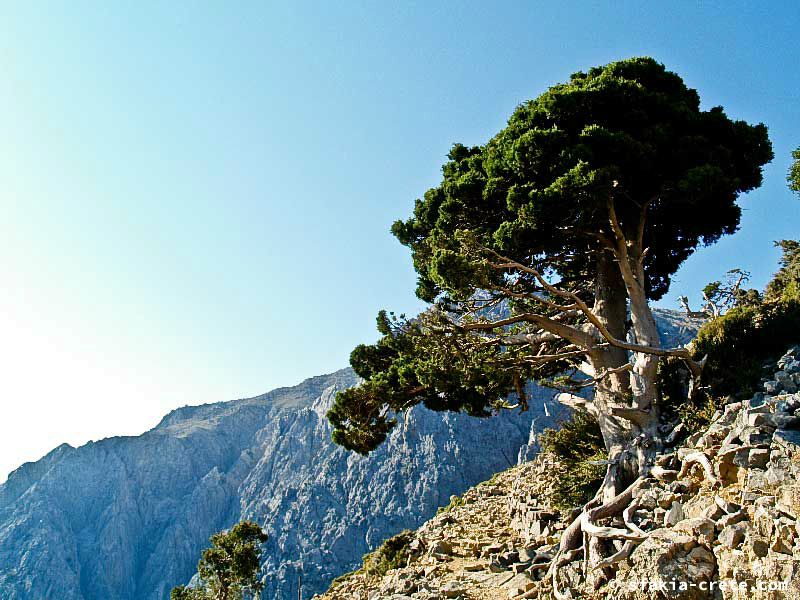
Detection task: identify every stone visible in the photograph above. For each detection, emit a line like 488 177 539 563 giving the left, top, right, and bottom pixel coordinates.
603 530 712 599
718 523 746 548
637 489 660 510
497 550 519 566
439 581 466 598
669 479 694 494
716 510 747 530
516 546 536 563
672 517 715 545
488 559 504 573
771 522 796 554
685 431 703 447
430 539 453 556
774 429 800 454
733 448 752 468
748 448 770 469
657 491 680 509
750 537 770 557
511 561 531 574
503 573 534 597
742 426 775 446
664 501 685 527
748 412 774 428
766 467 787 486
714 496 740 514
772 414 800 429
764 380 781 394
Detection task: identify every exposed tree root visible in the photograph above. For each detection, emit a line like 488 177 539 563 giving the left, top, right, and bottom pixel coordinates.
678 451 721 488
650 465 679 481
545 474 650 596
623 500 646 537
592 540 637 571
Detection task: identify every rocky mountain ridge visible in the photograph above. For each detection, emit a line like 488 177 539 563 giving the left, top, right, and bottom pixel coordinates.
0 370 553 600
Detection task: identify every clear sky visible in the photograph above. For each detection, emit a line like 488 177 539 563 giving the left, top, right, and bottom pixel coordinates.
1 1 798 481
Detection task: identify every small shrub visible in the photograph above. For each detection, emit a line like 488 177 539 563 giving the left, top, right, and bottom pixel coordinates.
766 240 800 303
437 494 465 514
657 356 719 436
659 240 800 425
361 530 414 577
693 299 800 399
539 410 606 513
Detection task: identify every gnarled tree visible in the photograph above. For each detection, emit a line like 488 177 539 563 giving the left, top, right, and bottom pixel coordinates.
328 57 772 585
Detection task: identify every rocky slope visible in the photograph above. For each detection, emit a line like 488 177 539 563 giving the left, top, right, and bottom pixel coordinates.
319 346 800 600
0 309 697 600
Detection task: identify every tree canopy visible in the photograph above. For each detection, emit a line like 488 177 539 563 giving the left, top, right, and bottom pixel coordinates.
171 521 268 600
328 57 772 456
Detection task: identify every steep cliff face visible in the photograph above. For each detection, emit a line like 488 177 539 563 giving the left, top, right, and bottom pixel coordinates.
0 309 698 600
0 370 556 600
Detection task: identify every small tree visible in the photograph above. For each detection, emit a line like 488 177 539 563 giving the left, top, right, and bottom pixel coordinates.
171 521 268 600
789 146 800 195
678 268 760 318
766 240 800 302
328 57 772 583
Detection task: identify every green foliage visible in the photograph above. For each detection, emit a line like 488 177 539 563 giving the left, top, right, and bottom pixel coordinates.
437 494 466 514
171 521 268 600
329 57 772 454
702 269 761 314
328 309 536 454
361 530 414 577
656 356 718 435
663 241 800 411
678 395 719 433
765 240 800 303
693 299 800 399
539 411 606 512
789 146 800 195
170 587 200 600
393 57 771 303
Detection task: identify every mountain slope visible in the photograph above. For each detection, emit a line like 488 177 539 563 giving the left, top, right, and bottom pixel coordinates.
0 369 555 600
320 346 800 600
0 309 699 600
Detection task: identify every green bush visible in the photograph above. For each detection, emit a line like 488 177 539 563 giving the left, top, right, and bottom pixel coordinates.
656 356 719 435
361 530 414 577
693 299 800 399
539 410 606 513
766 240 800 303
658 239 800 429
437 494 466 514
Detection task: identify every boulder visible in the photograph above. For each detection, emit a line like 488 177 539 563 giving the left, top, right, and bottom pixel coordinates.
718 523 747 549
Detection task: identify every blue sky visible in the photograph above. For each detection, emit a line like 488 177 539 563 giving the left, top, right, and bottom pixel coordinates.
1 1 798 480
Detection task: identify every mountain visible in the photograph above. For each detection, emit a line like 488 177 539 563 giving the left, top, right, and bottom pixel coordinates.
0 310 699 600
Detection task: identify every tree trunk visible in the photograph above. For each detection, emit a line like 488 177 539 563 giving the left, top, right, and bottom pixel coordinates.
583 252 662 587
589 252 651 497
